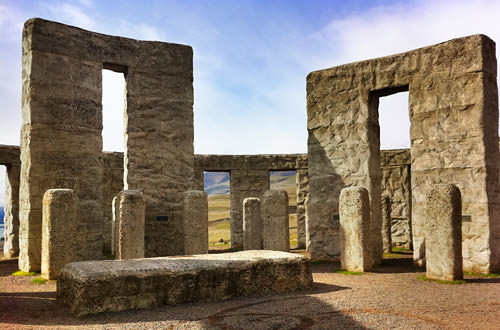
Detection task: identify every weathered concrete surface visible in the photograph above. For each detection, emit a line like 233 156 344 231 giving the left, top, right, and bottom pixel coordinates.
115 190 145 260
262 190 290 252
425 185 463 281
339 187 372 272
243 197 262 250
307 35 500 273
296 169 309 249
381 149 412 250
102 152 123 254
183 190 208 255
1 145 21 258
19 18 193 270
57 250 313 317
230 170 269 248
41 189 77 280
381 195 392 253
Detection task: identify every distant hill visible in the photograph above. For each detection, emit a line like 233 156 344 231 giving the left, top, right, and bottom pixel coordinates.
0 206 4 222
204 171 297 196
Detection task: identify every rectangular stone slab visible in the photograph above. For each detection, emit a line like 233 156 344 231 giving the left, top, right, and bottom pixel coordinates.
57 250 313 317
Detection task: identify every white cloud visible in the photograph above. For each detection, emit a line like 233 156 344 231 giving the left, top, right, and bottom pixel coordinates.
46 2 95 30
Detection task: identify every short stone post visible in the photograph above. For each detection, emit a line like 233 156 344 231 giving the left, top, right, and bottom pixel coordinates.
183 190 208 255
41 189 77 280
425 184 463 281
262 190 289 252
381 195 392 253
115 190 145 260
339 187 371 272
243 198 262 250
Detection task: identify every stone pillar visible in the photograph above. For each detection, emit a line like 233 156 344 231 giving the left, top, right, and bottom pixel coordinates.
183 190 208 255
296 169 309 249
230 169 269 249
102 152 124 255
111 195 118 257
381 195 392 253
193 170 205 191
425 185 463 281
262 190 289 252
339 187 371 272
41 189 77 280
3 164 20 257
243 197 262 250
115 190 145 260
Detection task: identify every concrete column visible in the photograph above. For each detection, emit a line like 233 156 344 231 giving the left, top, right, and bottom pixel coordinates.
183 190 208 255
243 197 262 250
230 169 269 249
116 190 145 260
339 187 371 272
381 195 392 253
41 189 77 280
3 164 20 257
425 185 463 281
296 169 309 249
262 190 289 252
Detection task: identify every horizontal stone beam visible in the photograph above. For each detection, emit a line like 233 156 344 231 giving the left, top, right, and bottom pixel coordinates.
194 154 308 171
0 144 20 165
57 250 312 317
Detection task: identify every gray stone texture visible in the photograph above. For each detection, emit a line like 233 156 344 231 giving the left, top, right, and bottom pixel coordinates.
1 145 21 258
381 149 412 250
262 190 290 251
381 195 392 253
183 190 208 255
41 189 77 280
57 250 313 317
339 187 372 272
243 197 262 250
102 152 123 254
307 35 500 273
425 185 463 281
296 169 309 249
115 190 145 260
19 18 193 271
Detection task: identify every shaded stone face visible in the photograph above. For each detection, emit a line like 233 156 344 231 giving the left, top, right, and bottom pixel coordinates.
262 190 290 252
381 195 392 253
19 18 193 270
425 185 463 281
41 189 77 280
307 35 500 273
339 187 372 272
115 190 145 260
183 190 208 255
243 197 262 250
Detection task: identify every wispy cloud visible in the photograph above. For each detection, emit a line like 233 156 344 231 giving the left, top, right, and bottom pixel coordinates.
45 2 95 30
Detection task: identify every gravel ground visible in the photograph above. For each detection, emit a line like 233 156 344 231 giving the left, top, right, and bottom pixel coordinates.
1 253 499 329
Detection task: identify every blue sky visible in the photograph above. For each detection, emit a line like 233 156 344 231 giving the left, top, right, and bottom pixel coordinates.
1 0 500 204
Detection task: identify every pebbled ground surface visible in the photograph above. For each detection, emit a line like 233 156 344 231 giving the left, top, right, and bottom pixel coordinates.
1 252 499 329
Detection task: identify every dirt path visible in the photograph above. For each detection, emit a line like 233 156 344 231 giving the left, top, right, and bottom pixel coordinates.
1 255 499 329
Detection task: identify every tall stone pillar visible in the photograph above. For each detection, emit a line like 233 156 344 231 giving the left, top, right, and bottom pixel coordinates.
381 195 392 253
296 169 309 249
41 189 77 280
425 185 463 281
243 197 262 250
339 187 372 272
183 190 208 255
3 164 20 257
115 190 145 260
230 169 269 249
262 190 290 252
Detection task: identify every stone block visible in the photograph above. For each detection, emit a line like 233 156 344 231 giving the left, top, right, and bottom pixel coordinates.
243 197 262 250
115 190 145 260
3 164 20 257
41 189 77 280
262 190 290 252
57 250 313 317
339 187 371 272
425 184 463 281
183 190 208 255
381 195 392 253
